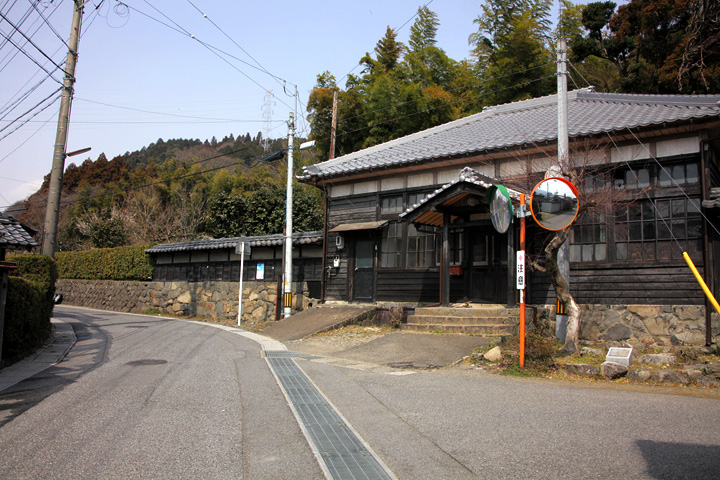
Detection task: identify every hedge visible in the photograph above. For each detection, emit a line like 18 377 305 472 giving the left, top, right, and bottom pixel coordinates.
3 254 57 363
55 244 154 281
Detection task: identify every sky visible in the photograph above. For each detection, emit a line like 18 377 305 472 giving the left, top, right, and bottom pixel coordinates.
0 0 543 211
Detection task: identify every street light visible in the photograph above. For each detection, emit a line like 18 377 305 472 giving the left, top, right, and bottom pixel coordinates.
283 115 316 318
42 146 91 257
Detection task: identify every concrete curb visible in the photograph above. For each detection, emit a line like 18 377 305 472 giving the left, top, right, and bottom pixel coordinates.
0 318 77 394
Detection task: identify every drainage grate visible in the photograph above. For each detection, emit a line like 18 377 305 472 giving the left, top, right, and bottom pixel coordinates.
264 350 316 359
267 357 394 480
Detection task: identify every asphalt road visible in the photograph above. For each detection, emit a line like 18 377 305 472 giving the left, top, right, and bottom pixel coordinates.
0 306 322 479
1 306 720 479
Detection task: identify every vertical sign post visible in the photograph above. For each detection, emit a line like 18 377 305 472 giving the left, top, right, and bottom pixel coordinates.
518 193 526 368
237 242 246 327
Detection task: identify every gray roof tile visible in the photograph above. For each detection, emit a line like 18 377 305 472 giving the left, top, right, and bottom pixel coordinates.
0 213 38 249
300 89 720 181
145 231 323 254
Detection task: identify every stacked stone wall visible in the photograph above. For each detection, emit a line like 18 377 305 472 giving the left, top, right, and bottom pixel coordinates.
56 279 317 327
534 304 719 346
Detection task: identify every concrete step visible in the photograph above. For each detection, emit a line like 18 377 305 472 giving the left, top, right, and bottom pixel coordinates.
413 306 519 317
407 314 518 326
400 323 518 336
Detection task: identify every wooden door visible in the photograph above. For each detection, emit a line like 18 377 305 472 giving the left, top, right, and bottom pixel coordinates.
352 239 375 302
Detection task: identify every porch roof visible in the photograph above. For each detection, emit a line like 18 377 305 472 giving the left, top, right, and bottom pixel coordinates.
400 167 523 227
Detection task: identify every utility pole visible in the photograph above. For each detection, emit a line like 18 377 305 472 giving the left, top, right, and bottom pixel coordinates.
283 111 295 318
556 38 570 342
42 0 85 257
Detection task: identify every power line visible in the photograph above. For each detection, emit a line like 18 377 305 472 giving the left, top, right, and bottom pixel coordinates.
0 86 60 141
28 0 70 48
0 8 68 74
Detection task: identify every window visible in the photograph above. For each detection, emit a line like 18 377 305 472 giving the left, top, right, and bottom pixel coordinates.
449 229 463 265
614 167 650 189
615 198 702 261
407 192 429 209
658 163 699 187
570 212 607 262
380 195 403 215
407 224 438 268
380 222 403 267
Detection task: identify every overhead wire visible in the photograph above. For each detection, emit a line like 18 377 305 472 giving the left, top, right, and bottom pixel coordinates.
0 8 67 73
0 85 60 140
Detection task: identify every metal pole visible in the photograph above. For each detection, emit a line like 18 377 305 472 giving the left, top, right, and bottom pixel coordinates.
238 241 245 327
283 112 295 318
519 194 526 369
42 0 85 257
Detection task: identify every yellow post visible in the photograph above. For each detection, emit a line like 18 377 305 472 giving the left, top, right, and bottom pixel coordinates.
683 252 720 316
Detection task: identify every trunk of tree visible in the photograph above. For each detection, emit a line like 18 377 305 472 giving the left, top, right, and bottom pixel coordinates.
539 228 581 353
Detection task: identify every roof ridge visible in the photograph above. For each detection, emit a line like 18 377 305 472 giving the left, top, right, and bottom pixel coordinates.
577 91 720 107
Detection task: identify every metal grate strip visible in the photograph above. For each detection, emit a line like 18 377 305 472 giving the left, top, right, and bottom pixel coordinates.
264 350 319 359
267 357 394 480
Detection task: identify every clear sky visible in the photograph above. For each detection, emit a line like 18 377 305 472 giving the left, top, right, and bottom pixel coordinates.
0 0 531 210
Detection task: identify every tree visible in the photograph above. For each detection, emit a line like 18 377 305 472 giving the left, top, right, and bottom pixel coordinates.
470 0 555 106
409 6 439 52
374 26 404 73
568 0 718 93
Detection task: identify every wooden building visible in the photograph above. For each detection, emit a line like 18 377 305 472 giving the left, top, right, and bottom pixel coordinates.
146 231 324 299
299 89 720 310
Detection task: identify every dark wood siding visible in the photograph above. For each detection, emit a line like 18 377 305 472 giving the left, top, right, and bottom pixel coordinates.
325 194 379 301
376 270 440 303
529 262 705 305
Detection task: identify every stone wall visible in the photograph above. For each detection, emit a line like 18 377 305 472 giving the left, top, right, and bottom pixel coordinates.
534 303 720 346
56 279 317 327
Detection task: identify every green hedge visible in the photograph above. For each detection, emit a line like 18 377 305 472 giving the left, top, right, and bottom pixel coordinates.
56 244 154 281
3 254 57 363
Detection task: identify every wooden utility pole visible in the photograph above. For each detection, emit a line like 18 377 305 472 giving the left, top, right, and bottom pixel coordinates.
329 91 338 159
42 0 85 257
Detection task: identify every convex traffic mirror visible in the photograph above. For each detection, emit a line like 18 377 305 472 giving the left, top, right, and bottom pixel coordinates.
486 185 513 234
530 177 579 231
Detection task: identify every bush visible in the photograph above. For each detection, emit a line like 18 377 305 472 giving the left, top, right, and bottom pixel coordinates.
56 244 154 281
3 254 57 363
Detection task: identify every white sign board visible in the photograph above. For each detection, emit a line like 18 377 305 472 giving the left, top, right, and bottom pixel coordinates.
516 251 525 290
256 263 265 280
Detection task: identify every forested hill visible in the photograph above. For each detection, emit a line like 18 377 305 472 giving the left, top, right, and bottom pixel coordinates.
11 131 323 252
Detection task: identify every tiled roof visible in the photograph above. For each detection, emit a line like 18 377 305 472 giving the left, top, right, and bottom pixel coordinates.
300 89 720 181
0 213 38 249
145 231 323 254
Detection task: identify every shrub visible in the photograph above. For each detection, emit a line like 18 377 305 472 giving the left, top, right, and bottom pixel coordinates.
3 254 57 363
56 244 154 281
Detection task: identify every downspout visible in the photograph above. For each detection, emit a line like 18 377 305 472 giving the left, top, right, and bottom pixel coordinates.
700 135 720 346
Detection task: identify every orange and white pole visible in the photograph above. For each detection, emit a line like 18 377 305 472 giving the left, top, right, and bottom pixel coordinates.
518 193 526 368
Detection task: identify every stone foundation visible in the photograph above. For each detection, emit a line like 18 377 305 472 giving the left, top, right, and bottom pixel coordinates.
56 279 317 327
534 303 720 346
